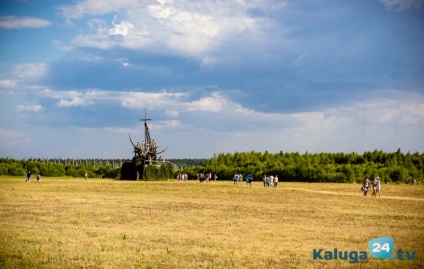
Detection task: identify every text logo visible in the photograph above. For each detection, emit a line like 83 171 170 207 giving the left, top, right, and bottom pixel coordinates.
313 236 417 264
312 248 366 264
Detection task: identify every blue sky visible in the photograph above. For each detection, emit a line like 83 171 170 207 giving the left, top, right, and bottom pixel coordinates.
1 0 423 159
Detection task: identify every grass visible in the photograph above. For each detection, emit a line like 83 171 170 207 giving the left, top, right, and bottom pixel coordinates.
0 176 423 268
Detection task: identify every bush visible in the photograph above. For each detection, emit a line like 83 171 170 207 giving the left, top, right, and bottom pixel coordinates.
8 163 26 176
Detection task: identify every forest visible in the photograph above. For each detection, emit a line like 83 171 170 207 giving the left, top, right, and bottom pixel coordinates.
180 149 424 183
0 157 173 181
1 149 423 183
0 158 123 179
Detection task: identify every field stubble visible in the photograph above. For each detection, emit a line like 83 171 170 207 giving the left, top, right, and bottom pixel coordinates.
0 177 423 268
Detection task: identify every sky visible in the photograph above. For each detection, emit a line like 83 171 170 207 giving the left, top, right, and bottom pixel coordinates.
0 0 423 159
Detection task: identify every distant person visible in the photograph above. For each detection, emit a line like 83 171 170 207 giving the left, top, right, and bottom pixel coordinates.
274 175 279 188
84 172 88 180
263 175 267 187
36 174 41 183
136 171 140 180
26 171 31 183
371 177 377 196
374 177 381 197
247 174 253 186
234 173 240 185
362 177 370 196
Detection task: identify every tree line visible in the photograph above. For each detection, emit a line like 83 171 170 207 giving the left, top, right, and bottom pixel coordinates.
0 158 124 178
2 149 423 183
179 149 424 183
0 157 176 181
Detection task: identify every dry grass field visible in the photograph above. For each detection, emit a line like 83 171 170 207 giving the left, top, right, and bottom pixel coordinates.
1 176 423 268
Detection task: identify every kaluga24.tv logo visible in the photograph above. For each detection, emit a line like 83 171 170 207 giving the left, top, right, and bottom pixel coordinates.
312 236 416 264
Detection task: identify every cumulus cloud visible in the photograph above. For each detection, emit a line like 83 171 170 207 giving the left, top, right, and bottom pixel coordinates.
186 92 228 112
59 0 280 58
3 85 423 157
0 16 51 29
194 92 424 154
108 16 134 36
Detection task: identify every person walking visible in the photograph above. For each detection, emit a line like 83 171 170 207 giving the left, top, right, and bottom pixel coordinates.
247 174 253 186
362 177 370 196
26 171 31 183
371 177 377 197
374 177 381 197
234 173 240 185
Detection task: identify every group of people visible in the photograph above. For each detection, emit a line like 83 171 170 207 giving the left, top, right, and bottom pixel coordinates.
196 172 217 183
404 178 423 185
362 176 381 197
263 175 278 188
25 171 41 183
233 173 254 186
176 172 189 181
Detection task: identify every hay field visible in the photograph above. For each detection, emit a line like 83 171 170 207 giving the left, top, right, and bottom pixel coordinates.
0 177 423 268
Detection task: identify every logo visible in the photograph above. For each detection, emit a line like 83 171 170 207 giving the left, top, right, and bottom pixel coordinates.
312 248 367 264
368 236 416 261
313 236 416 264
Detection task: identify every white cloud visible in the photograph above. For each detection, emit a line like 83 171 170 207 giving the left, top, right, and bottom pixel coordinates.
0 16 51 29
186 92 228 112
0 80 17 88
31 86 424 156
58 0 139 19
43 90 90 107
156 120 181 129
42 88 234 114
379 0 424 10
2 85 423 158
120 91 187 110
15 105 43 112
176 90 423 155
11 63 48 80
59 0 281 58
108 16 134 36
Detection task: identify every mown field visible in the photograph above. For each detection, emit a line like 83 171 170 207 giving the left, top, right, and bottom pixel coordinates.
0 176 423 268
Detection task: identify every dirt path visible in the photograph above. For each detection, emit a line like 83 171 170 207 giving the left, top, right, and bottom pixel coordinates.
280 187 424 202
